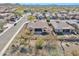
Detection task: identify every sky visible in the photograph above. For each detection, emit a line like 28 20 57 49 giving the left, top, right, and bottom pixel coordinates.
0 0 79 3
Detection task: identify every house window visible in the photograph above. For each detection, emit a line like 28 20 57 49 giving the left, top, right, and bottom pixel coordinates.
35 28 42 32
63 29 70 32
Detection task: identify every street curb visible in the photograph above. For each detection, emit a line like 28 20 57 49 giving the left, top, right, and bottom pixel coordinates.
0 22 29 56
0 14 28 56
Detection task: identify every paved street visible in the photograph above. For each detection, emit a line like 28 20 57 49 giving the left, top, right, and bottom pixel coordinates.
0 14 29 52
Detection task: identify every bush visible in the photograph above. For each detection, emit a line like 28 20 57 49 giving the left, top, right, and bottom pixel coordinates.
48 23 52 26
0 21 4 29
0 29 3 33
25 29 31 35
28 15 36 22
46 19 50 23
19 47 27 53
14 7 25 16
75 43 79 45
66 44 70 47
35 38 44 49
10 44 18 53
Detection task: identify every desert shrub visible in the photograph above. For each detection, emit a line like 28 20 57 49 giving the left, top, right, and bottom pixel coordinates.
10 44 19 53
0 29 3 33
28 15 36 22
25 29 31 35
48 23 52 26
66 43 70 47
0 21 4 32
35 38 44 49
19 38 26 45
75 43 79 45
46 19 50 23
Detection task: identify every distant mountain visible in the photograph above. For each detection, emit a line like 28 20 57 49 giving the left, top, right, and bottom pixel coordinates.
0 3 79 7
18 3 79 7
18 3 79 5
0 3 21 7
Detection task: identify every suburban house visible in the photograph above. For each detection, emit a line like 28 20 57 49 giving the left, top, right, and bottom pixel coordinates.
27 20 52 35
50 21 76 35
50 13 57 19
68 12 79 19
67 21 79 34
45 12 52 18
74 15 79 20
36 14 45 20
74 22 79 34
58 11 68 14
33 12 45 20
57 13 66 20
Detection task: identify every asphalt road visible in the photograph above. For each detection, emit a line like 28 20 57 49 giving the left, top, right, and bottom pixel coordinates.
0 14 28 51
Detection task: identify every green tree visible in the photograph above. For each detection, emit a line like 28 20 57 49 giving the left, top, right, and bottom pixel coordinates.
14 7 25 17
28 15 36 22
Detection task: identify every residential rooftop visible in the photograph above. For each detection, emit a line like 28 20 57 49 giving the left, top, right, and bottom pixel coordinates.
50 21 75 29
27 20 51 29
